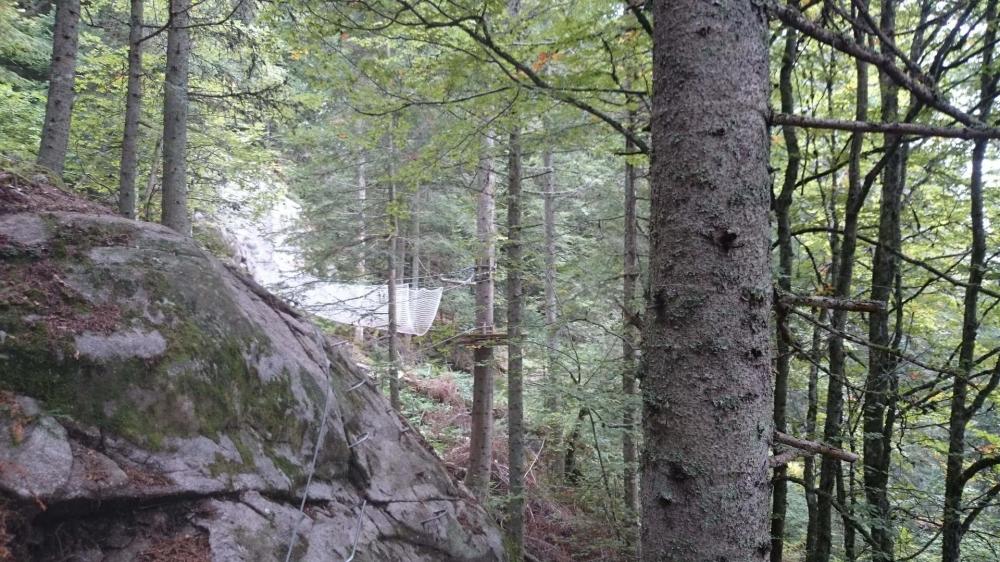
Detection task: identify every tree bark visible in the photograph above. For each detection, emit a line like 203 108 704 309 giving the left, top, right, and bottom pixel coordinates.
643 3 772 560
117 0 143 219
160 0 192 234
942 2 997 559
506 125 525 562
465 135 497 503
621 115 640 540
36 0 81 177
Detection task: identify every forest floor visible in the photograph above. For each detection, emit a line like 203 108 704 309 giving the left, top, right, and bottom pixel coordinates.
392 361 629 562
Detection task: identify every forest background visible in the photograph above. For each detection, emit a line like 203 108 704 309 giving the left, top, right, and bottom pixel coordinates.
3 1 1000 561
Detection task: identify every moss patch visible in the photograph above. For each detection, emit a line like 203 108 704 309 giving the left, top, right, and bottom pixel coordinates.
0 214 316 454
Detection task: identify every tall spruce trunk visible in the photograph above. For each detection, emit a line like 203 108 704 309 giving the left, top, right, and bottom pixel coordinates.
942 1 997 558
643 3 772 559
160 0 192 234
811 12 869 561
355 161 367 344
506 126 525 562
771 14 800 562
386 184 399 409
542 150 558 404
465 135 497 502
37 0 81 177
118 0 143 219
862 2 905 559
622 120 640 538
541 148 565 480
387 122 400 411
411 185 421 289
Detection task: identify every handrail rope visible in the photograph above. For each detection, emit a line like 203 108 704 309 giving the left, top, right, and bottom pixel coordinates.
283 325 336 562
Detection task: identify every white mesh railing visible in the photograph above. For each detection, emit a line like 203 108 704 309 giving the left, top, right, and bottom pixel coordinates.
301 283 442 336
215 185 443 336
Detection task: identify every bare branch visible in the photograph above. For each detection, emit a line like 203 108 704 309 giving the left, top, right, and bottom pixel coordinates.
771 112 1000 140
766 0 987 129
778 290 886 312
774 431 860 463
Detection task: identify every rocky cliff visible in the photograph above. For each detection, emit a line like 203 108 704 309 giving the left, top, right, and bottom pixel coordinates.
0 173 506 561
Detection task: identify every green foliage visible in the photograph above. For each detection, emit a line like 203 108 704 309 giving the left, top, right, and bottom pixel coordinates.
7 0 1000 558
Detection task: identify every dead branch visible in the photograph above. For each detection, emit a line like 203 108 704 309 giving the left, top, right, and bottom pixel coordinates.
771 112 1000 140
769 449 807 468
777 291 886 312
774 431 859 463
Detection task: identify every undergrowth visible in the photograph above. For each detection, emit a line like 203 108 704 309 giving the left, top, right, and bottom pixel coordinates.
394 360 636 562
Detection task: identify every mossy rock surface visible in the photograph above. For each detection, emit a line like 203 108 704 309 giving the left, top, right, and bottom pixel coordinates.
0 203 504 562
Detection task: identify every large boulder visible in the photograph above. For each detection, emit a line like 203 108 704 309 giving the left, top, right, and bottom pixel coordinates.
0 177 505 561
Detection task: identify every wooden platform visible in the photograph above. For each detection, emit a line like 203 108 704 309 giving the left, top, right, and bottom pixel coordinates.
452 331 508 347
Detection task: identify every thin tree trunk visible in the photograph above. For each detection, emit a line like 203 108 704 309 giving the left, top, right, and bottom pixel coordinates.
771 13 800 561
411 185 421 289
504 12 524 544
862 2 905 559
542 148 559 411
118 0 143 219
942 2 997 559
804 306 826 555
811 9 869 560
141 135 163 221
643 3 772 559
506 125 525 562
621 117 640 536
806 48 842 558
540 146 567 481
564 407 588 485
837 463 857 561
355 161 367 344
160 0 192 234
465 135 497 503
37 0 81 177
387 122 400 411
